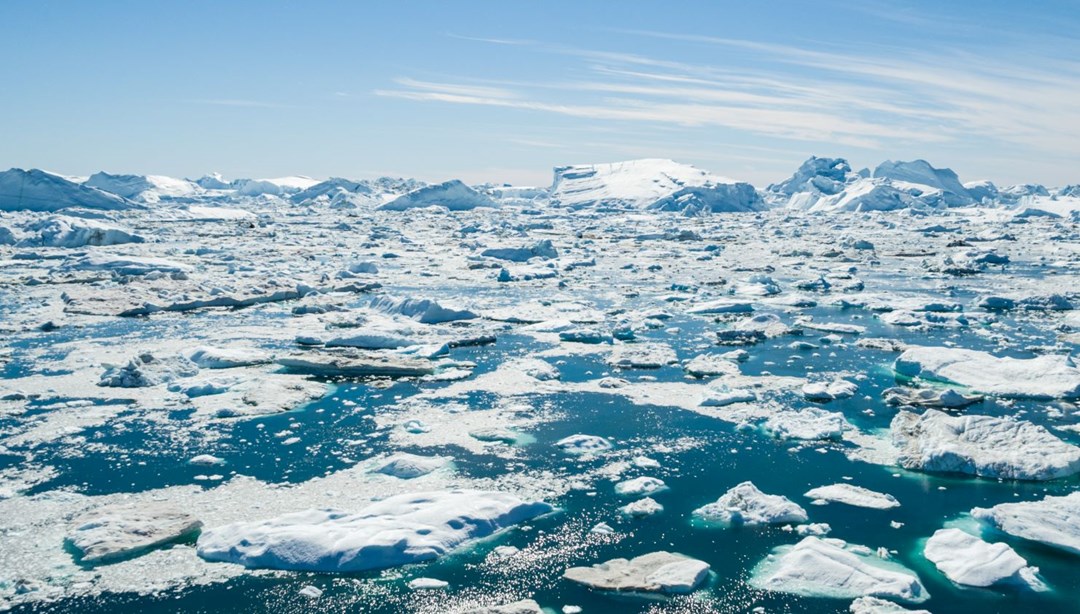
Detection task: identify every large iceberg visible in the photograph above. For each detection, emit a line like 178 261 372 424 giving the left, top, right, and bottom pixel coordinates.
84 171 199 203
750 536 929 603
692 481 808 526
379 179 495 211
894 347 1080 399
923 528 1042 588
196 490 552 572
549 159 764 213
971 492 1080 555
0 168 133 211
563 551 710 594
890 409 1080 480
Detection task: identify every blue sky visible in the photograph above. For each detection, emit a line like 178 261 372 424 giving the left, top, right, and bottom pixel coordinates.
2 0 1078 187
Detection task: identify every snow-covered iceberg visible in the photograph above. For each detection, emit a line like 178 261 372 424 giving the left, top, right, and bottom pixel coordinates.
971 492 1080 555
196 490 552 572
894 347 1080 399
749 536 929 603
550 159 764 213
890 409 1080 480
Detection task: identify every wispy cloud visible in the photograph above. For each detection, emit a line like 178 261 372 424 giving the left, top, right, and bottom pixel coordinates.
377 30 1080 168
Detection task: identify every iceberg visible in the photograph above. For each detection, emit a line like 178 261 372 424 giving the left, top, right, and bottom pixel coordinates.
923 528 1042 589
563 551 710 594
894 347 1080 399
971 492 1080 555
196 490 551 572
749 536 929 603
692 481 808 526
891 409 1080 480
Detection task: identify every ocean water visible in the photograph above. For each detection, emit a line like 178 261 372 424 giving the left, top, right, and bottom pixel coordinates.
7 293 1080 613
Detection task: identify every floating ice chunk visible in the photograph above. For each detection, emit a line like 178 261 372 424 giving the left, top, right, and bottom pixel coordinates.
613 477 667 497
804 484 900 509
684 354 740 378
99 353 199 388
971 492 1080 555
923 528 1043 589
370 296 478 324
324 331 416 349
67 503 203 564
763 407 848 441
482 239 558 262
456 600 544 614
849 596 930 613
408 577 449 590
559 328 612 344
894 347 1080 399
506 358 560 381
881 387 981 409
620 497 663 518
891 409 1080 480
188 347 272 369
555 435 612 455
563 551 710 594
277 353 435 377
803 379 858 402
692 481 808 526
700 382 756 407
188 454 225 467
686 299 754 315
298 585 323 599
470 428 523 444
608 343 677 369
196 490 552 572
735 275 781 296
378 179 495 211
749 537 929 603
372 453 450 479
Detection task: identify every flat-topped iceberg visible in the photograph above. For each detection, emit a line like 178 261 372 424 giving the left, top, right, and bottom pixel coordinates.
67 503 203 564
563 551 710 594
894 347 1080 399
196 490 552 572
692 481 808 526
750 536 929 603
971 492 1080 555
804 484 900 510
923 528 1043 589
891 409 1080 480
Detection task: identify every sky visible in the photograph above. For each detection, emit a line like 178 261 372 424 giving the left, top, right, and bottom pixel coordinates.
2 0 1079 187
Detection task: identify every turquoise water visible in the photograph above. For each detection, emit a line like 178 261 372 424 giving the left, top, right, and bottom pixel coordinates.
5 295 1080 613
